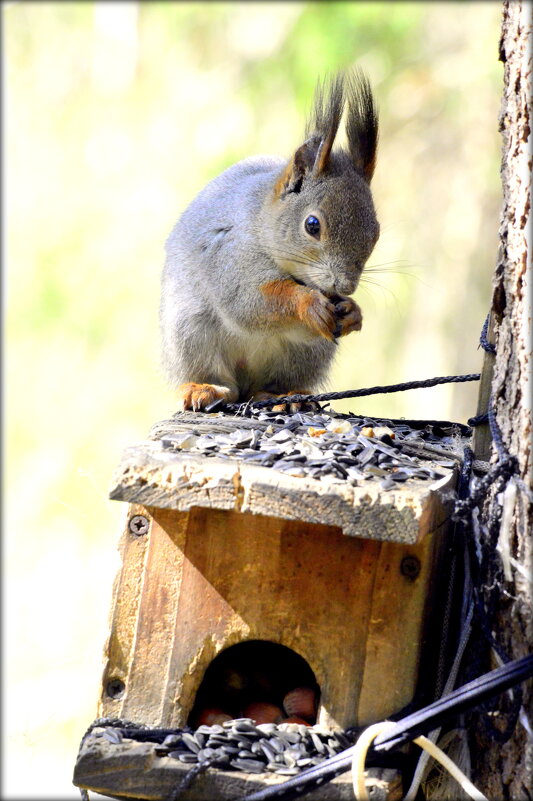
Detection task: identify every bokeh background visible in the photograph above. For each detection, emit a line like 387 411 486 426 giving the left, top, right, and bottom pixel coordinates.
4 2 502 797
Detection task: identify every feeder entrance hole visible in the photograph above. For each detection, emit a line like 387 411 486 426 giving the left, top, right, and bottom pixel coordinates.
188 640 320 728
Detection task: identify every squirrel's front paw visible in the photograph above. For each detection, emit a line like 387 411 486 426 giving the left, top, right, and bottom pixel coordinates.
332 297 363 337
299 290 337 341
177 383 238 411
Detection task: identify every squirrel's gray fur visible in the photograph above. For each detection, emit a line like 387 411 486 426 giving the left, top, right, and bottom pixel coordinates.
161 70 380 407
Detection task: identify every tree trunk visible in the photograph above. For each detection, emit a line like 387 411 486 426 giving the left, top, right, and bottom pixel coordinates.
472 1 532 798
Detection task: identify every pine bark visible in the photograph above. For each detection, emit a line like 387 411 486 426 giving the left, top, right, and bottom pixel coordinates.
473 1 532 798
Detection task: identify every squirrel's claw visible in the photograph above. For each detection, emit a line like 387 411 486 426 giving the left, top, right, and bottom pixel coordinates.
333 297 363 337
252 390 317 414
177 383 238 412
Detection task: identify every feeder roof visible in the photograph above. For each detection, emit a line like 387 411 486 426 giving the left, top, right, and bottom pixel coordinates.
109 409 470 544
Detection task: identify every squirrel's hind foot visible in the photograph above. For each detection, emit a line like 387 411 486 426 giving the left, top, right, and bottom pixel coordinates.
177 383 238 412
252 390 317 414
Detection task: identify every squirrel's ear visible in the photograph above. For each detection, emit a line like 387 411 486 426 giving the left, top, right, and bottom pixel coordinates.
274 137 319 199
274 74 345 199
345 71 379 182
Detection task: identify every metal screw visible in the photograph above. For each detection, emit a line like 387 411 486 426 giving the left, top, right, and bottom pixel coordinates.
400 555 421 579
106 678 125 699
129 514 149 536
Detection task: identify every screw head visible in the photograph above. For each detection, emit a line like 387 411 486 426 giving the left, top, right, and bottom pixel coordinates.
400 555 421 579
129 514 149 536
106 678 125 699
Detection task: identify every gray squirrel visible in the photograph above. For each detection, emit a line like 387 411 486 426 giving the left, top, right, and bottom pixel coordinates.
160 71 379 411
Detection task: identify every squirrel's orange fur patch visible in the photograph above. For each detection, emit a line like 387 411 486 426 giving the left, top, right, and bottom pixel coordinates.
273 164 293 199
177 383 236 411
260 279 336 341
260 278 304 321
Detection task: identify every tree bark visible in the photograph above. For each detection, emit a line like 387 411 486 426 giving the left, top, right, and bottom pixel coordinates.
472 1 532 798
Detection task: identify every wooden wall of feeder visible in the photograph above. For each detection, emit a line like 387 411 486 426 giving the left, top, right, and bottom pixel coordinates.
74 408 468 801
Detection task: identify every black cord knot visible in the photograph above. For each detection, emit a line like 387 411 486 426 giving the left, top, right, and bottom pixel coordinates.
480 313 496 354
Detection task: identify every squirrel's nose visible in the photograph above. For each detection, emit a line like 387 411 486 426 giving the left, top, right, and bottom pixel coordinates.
334 277 357 295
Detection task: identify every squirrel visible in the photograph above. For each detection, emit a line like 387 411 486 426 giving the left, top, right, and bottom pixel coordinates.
160 71 379 411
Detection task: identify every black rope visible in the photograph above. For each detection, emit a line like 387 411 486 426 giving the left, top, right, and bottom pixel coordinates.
487 400 509 461
471 590 524 744
77 716 149 758
241 373 481 410
77 717 155 801
465 387 524 743
480 313 496 354
167 760 212 801
451 454 517 522
453 353 524 748
468 412 488 426
432 445 474 701
459 445 475 496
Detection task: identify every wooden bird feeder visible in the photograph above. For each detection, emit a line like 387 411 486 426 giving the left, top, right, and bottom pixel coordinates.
74 409 465 800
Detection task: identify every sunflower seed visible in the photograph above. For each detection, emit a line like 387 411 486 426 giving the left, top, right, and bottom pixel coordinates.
256 723 278 734
260 741 277 762
390 470 413 481
195 725 217 736
103 729 123 744
162 733 182 747
296 757 314 767
269 737 286 753
270 429 294 443
182 732 200 753
212 748 231 764
277 730 301 744
218 744 240 755
231 758 267 774
197 747 217 762
357 445 376 465
175 752 198 763
310 731 326 753
194 731 207 748
284 753 297 768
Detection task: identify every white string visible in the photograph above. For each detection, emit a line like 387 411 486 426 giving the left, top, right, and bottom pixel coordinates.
351 720 489 801
403 600 475 801
351 722 396 801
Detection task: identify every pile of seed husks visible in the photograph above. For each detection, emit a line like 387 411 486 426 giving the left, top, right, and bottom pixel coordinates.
96 718 355 776
156 409 463 492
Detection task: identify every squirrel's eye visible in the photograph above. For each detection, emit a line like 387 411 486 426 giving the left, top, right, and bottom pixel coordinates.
304 215 321 239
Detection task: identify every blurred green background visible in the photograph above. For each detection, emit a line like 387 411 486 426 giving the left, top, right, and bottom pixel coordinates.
4 1 502 796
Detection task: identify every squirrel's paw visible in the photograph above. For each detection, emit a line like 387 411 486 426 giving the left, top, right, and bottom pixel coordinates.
177 383 238 412
300 290 337 341
252 390 316 414
333 297 363 337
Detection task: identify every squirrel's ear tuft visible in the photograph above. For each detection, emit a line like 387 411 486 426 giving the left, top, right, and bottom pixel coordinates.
345 70 379 182
274 74 345 199
306 73 345 176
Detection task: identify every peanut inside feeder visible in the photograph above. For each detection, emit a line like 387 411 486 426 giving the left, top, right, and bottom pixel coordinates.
188 640 320 728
